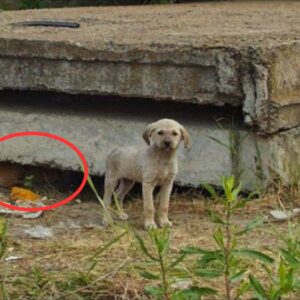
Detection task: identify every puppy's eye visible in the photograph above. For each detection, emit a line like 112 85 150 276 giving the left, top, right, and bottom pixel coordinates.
172 131 178 136
157 130 164 136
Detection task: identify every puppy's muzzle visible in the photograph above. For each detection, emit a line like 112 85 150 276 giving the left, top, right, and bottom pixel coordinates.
164 141 172 149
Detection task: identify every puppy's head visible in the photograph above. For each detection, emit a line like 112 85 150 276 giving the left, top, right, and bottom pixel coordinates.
143 119 191 151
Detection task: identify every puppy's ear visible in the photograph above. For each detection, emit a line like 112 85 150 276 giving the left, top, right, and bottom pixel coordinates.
142 122 157 145
180 126 191 149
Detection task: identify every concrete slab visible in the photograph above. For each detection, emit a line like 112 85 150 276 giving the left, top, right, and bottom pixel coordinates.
0 1 299 133
0 91 298 190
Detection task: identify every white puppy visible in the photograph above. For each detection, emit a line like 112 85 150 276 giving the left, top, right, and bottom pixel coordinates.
103 119 191 229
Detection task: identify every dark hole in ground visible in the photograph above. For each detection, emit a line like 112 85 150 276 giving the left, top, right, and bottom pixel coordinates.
0 161 251 209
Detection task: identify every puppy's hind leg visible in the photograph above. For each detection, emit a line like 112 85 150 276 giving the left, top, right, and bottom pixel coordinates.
115 178 135 221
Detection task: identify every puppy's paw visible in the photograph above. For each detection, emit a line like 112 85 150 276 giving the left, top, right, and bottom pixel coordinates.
159 219 173 228
144 220 158 230
102 216 112 227
119 212 129 221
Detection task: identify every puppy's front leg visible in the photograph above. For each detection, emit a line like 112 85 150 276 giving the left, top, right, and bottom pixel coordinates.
158 180 174 227
142 182 157 229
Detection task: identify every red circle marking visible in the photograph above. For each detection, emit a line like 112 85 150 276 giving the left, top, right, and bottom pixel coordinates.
0 131 89 212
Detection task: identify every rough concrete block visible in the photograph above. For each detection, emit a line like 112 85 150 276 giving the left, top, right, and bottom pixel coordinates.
0 2 299 133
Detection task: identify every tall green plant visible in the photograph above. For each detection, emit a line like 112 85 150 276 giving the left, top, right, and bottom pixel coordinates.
0 217 7 260
135 228 217 300
0 217 8 300
249 219 300 299
182 176 272 300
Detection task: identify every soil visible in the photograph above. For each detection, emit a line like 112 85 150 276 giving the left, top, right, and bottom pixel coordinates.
1 184 299 299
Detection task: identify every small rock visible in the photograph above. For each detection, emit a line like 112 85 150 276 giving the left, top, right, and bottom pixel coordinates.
5 256 23 262
54 219 81 229
24 225 53 239
171 279 193 290
270 208 300 221
22 211 43 219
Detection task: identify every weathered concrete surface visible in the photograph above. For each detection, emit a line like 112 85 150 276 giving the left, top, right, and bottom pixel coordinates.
0 92 298 190
0 1 299 133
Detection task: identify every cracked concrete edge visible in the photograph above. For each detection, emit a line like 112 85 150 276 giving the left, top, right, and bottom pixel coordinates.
269 127 300 184
242 43 300 133
0 43 243 106
0 37 299 133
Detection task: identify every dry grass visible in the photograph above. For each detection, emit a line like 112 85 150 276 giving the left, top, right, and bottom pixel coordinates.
0 186 299 299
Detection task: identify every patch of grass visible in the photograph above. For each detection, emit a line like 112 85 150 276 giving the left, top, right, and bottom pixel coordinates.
0 217 7 259
1 174 300 299
0 217 8 300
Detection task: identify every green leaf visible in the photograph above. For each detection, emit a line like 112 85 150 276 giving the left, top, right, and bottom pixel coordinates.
236 281 251 298
280 248 300 266
234 249 274 264
246 190 260 201
249 274 268 300
197 252 224 267
0 283 9 300
171 287 217 300
233 199 248 210
278 259 287 286
149 228 170 256
283 268 295 293
134 232 158 261
213 227 224 248
222 176 236 202
209 210 226 225
91 230 127 260
181 247 220 255
167 253 186 271
144 286 164 297
236 217 264 236
140 271 160 280
278 259 296 293
0 217 7 260
202 183 218 200
293 279 300 289
230 269 247 282
195 268 223 278
232 183 242 201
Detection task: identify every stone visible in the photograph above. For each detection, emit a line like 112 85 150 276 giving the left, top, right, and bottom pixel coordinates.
24 225 53 239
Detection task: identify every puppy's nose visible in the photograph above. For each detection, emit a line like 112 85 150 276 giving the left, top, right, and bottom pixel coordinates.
164 141 171 148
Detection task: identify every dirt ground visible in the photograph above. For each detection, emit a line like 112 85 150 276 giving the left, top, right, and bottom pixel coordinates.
1 182 299 300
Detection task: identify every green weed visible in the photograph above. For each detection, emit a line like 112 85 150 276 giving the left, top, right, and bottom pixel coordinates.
135 227 217 300
182 176 271 300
